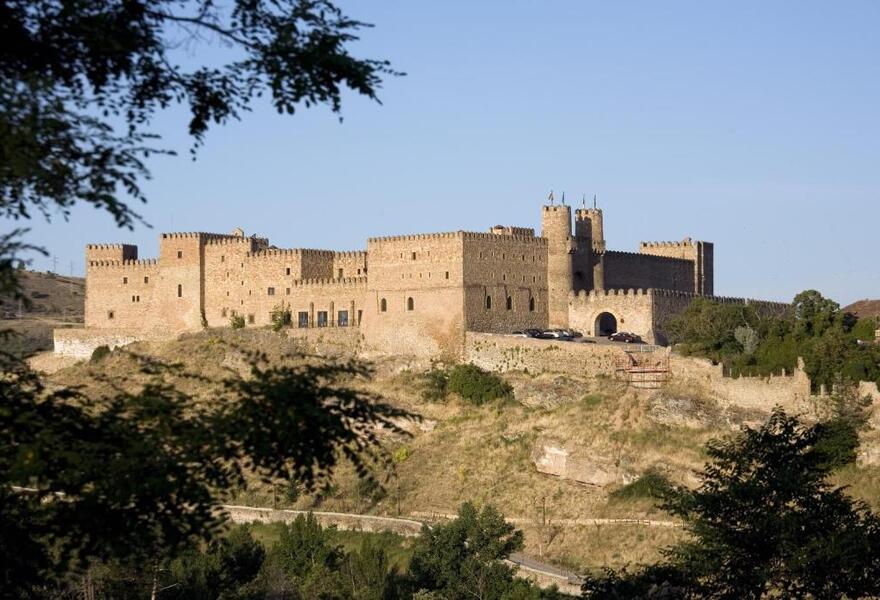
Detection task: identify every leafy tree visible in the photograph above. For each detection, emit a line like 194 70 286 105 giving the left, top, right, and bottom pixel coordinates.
167 526 266 600
0 352 412 594
409 502 525 599
582 409 880 599
0 0 398 229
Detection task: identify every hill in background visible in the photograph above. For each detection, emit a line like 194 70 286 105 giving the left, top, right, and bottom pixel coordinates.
845 299 880 322
1 270 84 355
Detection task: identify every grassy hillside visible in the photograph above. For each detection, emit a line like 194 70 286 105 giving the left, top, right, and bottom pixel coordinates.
1 270 84 356
46 327 880 574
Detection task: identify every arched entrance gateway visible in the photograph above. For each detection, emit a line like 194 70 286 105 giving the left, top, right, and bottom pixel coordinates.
595 312 618 337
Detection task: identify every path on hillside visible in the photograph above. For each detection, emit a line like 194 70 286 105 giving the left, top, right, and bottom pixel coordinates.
224 504 681 594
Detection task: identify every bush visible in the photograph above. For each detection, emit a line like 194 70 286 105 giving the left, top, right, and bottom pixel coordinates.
446 364 513 405
230 314 245 329
270 303 291 332
90 345 111 363
420 368 449 402
610 468 672 501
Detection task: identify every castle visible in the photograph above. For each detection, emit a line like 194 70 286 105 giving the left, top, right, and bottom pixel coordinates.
74 200 779 358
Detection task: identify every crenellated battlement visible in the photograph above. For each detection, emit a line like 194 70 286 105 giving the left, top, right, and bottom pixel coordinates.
369 231 464 243
605 249 691 263
246 248 336 258
568 287 790 309
86 243 137 251
640 238 696 249
87 258 159 269
204 236 267 247
333 250 368 258
291 276 368 287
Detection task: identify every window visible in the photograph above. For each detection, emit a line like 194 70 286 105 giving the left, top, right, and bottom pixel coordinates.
136 295 140 302
267 287 275 296
298 311 309 328
486 295 492 310
131 295 135 302
177 250 182 259
221 255 225 262
503 274 506 281
123 276 128 284
338 310 349 327
286 288 290 295
317 311 328 327
411 252 416 260
144 276 149 284
338 268 343 278
380 298 387 312
406 297 414 311
357 309 362 325
445 271 449 279
506 296 513 311
357 268 361 275
222 308 228 317
286 267 290 275
248 314 255 324
529 297 535 312
177 284 182 297
107 310 114 320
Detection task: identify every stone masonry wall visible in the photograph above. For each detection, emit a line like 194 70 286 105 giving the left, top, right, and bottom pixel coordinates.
464 332 625 377
363 233 467 359
462 231 549 334
603 251 695 294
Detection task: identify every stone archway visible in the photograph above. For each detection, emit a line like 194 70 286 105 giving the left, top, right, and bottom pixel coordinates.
595 312 618 337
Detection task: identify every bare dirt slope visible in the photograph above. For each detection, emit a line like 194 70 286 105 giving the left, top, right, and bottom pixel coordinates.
1 270 84 355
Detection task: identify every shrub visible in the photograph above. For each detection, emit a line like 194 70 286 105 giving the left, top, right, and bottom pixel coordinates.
446 364 513 406
610 468 672 501
270 303 292 332
90 345 111 363
230 314 245 329
420 368 449 402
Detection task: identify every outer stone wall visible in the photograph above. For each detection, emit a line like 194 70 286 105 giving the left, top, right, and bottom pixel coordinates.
463 332 628 376
53 328 159 359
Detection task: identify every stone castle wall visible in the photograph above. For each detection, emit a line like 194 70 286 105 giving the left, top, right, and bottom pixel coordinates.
602 251 695 294
72 204 725 359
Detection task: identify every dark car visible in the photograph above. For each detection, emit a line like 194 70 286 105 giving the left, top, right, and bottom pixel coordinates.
609 332 643 344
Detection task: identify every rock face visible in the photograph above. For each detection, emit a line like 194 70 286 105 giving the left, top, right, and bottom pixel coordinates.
533 443 621 487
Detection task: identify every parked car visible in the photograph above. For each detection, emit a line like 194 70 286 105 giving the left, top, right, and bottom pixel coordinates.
511 328 543 338
609 331 643 344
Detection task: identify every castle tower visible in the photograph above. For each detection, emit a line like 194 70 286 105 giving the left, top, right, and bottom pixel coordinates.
542 204 574 328
575 207 605 253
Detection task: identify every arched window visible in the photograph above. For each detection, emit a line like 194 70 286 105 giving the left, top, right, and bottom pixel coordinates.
177 284 182 298
529 297 535 312
406 297 414 311
506 296 513 310
380 298 387 312
485 295 492 310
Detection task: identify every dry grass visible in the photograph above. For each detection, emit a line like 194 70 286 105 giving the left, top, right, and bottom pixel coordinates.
46 327 880 573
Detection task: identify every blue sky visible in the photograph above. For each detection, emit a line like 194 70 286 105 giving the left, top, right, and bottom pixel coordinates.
11 1 880 305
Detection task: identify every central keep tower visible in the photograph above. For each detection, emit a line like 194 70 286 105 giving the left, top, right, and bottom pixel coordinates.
542 203 574 328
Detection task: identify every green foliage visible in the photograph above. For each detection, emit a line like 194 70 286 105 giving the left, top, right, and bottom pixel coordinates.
668 290 880 390
0 0 398 230
0 353 413 593
420 364 513 406
90 344 111 363
167 526 265 600
420 368 450 402
609 469 672 502
230 313 246 329
582 408 880 599
270 303 292 332
409 502 525 599
446 364 514 405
